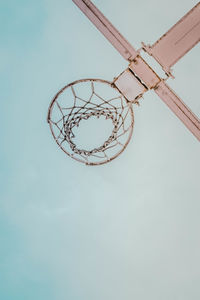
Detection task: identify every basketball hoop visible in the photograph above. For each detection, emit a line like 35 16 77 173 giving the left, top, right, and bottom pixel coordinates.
48 79 134 165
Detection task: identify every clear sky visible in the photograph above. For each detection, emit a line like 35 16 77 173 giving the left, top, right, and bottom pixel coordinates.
0 0 200 299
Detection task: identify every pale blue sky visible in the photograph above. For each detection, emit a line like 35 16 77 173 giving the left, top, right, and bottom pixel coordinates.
0 0 200 299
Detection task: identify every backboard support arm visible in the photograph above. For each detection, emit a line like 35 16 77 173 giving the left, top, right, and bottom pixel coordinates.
155 81 200 141
143 2 200 74
72 0 138 61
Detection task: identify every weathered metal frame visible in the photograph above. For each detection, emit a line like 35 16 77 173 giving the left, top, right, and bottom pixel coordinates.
72 0 200 142
72 0 137 61
143 2 200 74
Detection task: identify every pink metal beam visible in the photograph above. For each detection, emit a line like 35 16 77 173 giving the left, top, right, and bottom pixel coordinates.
72 0 137 61
146 2 200 73
155 81 200 141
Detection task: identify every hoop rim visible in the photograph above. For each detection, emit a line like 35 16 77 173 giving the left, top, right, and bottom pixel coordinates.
47 78 134 165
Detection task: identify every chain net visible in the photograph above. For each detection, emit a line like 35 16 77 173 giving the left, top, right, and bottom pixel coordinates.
48 79 134 165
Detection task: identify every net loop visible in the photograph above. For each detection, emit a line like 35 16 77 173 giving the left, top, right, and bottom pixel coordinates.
48 79 134 165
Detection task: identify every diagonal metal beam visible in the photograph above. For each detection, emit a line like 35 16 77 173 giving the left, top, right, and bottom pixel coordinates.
144 2 200 73
155 81 200 141
72 0 138 61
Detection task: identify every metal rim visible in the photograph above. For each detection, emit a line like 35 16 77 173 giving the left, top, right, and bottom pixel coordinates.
48 78 134 165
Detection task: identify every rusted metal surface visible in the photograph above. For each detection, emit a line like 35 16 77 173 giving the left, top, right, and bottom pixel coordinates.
129 56 161 89
72 0 137 60
155 81 200 141
145 2 200 73
113 69 147 102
